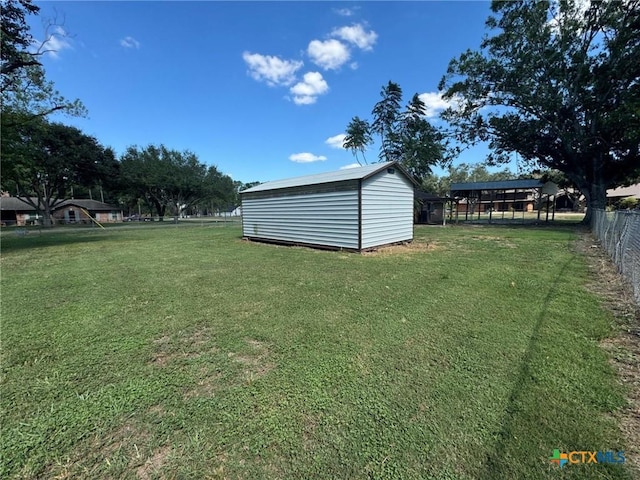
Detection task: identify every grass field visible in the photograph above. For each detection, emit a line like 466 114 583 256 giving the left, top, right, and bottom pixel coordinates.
0 223 632 479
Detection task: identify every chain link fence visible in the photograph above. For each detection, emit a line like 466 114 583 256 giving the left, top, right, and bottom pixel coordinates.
592 209 640 305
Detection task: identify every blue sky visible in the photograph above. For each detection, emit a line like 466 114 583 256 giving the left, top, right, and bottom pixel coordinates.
31 1 507 184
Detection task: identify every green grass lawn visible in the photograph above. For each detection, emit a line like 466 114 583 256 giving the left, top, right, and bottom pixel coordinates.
0 224 631 479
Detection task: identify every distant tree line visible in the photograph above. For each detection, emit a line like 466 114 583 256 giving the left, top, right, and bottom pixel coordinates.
0 0 255 227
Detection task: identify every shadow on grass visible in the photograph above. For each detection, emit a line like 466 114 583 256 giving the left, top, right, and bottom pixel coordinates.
0 229 111 253
482 251 576 478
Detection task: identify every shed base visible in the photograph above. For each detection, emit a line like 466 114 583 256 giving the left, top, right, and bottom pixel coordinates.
242 236 413 253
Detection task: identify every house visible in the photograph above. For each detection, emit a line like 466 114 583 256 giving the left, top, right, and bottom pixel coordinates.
607 184 640 208
53 199 122 224
0 196 41 226
218 205 242 217
0 196 122 226
240 161 417 251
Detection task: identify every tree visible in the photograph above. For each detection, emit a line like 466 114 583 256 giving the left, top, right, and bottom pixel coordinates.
1 118 113 226
121 145 176 220
422 163 517 197
439 0 640 224
346 83 446 181
371 81 403 161
399 94 446 180
120 145 236 221
343 116 373 165
204 167 236 214
1 0 40 88
1 0 85 124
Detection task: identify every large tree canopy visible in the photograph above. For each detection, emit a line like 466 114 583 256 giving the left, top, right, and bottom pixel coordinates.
1 118 113 226
1 0 85 122
120 145 235 220
440 0 640 224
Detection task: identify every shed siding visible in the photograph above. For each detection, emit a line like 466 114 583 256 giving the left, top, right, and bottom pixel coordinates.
360 171 414 249
242 189 359 249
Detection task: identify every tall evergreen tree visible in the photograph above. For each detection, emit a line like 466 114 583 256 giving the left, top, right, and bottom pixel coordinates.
343 116 373 165
371 81 403 161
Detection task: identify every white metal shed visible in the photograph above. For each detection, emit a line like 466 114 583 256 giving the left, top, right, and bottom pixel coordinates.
240 161 417 251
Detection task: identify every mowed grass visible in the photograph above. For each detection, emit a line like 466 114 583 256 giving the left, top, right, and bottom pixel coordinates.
0 224 631 479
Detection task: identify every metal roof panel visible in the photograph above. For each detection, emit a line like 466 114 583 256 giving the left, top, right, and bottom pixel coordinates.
450 179 544 191
240 161 409 194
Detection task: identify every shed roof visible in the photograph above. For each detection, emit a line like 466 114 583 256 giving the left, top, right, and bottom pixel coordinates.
416 191 448 201
240 161 416 194
450 179 544 192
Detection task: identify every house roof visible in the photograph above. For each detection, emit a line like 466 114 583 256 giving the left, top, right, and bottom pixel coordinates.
0 197 40 211
0 197 117 211
607 183 640 199
450 179 544 192
240 161 417 194
57 199 118 210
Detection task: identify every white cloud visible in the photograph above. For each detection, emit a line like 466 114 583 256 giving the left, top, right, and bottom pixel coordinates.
242 51 303 87
289 152 327 163
290 72 329 105
418 92 463 118
331 24 378 51
120 36 141 49
340 163 362 170
325 133 346 149
334 7 358 17
32 26 72 59
307 39 350 70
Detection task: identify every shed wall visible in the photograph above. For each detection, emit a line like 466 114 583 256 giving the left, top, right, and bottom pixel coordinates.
361 170 414 249
242 183 359 249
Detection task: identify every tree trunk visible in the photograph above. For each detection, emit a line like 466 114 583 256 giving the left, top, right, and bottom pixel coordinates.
42 192 54 228
42 207 53 227
582 181 607 226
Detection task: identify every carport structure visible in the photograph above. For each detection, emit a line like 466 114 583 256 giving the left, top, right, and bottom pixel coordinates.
450 179 559 223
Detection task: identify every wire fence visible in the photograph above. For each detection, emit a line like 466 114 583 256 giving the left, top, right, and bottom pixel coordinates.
592 209 640 305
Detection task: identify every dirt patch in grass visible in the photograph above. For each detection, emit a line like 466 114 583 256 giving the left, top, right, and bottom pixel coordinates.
470 235 518 248
136 445 172 480
183 367 223 399
362 241 438 256
228 339 275 382
150 327 217 367
576 229 640 476
44 419 153 479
